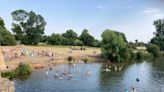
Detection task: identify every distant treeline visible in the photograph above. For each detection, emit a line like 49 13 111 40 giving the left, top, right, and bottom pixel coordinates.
41 29 101 47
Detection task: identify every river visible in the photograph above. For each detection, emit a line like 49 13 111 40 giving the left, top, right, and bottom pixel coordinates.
13 58 164 92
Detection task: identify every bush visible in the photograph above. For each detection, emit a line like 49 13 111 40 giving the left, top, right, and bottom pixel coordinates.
130 51 137 60
1 71 15 80
1 63 31 80
146 44 161 57
74 39 83 46
101 30 130 62
136 51 153 59
136 52 145 59
15 63 31 75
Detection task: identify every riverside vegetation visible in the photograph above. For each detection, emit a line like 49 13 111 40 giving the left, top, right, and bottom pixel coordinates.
1 63 31 80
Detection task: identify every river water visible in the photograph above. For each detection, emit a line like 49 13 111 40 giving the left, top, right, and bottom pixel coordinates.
14 58 164 92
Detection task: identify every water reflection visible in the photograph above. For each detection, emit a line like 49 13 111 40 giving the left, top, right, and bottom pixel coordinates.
14 58 164 92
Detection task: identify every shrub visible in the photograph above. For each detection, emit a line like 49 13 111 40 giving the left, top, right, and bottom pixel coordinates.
136 52 145 59
101 30 130 62
1 63 31 80
136 51 153 59
15 63 31 75
146 44 161 57
74 39 83 46
130 51 137 60
1 71 15 80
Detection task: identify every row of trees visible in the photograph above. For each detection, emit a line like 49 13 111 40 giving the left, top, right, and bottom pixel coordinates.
41 29 101 47
10 9 101 47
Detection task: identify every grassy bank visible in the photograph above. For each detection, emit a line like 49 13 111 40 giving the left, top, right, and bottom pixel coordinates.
1 63 31 80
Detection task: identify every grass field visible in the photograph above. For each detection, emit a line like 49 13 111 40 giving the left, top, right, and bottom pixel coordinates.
1 45 102 70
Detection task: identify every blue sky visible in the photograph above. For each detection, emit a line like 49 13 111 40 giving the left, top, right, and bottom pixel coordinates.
0 0 164 42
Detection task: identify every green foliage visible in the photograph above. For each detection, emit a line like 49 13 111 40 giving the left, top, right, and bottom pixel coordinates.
130 51 137 60
15 63 31 76
1 63 31 80
62 29 78 39
128 42 136 49
91 40 102 47
136 52 145 59
150 18 164 51
101 29 130 62
153 19 164 37
0 17 16 46
11 9 46 45
74 39 83 46
0 17 5 28
113 31 127 43
79 29 95 46
136 51 153 59
151 36 164 51
1 71 15 80
146 44 161 57
48 33 64 45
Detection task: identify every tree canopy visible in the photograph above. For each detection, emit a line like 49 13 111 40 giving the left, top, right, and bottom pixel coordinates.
79 29 95 46
101 29 130 62
150 18 164 51
62 29 78 39
11 9 46 45
0 17 16 45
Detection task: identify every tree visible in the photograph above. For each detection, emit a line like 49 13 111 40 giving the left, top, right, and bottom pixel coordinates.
48 33 63 45
101 29 130 62
153 19 164 37
0 17 16 45
79 29 95 46
146 44 161 57
62 29 78 39
0 17 5 28
113 31 127 43
150 18 164 51
74 39 83 46
11 9 46 45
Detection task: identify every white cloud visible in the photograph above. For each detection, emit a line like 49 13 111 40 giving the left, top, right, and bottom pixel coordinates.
142 8 161 14
96 5 107 10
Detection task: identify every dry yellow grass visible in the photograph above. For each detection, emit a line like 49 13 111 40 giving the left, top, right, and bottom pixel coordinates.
1 45 102 70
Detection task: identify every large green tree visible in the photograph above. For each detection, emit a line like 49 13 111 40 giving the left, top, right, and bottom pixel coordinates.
150 18 164 51
101 29 130 62
48 33 64 45
0 17 16 45
62 29 78 39
11 9 46 45
113 31 127 43
79 29 95 46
